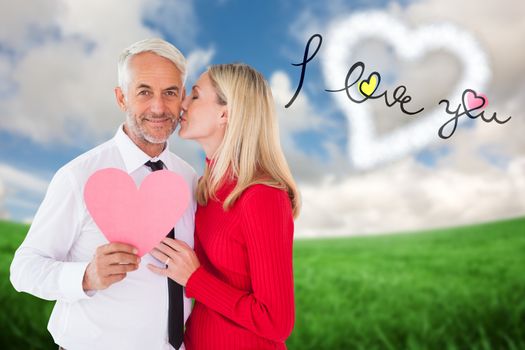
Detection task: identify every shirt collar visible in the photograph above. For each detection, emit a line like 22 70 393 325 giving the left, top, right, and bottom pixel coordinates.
114 124 171 173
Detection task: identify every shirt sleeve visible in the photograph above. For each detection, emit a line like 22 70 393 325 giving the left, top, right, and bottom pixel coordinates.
10 167 92 302
185 186 295 342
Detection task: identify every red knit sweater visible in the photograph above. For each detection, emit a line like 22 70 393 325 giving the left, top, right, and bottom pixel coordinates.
184 179 295 350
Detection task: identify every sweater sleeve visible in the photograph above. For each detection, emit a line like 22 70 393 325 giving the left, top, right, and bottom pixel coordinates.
185 186 295 342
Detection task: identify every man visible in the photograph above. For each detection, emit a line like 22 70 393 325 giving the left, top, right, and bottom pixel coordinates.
10 38 197 350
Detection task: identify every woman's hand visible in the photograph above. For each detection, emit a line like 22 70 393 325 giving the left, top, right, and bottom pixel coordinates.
147 238 200 286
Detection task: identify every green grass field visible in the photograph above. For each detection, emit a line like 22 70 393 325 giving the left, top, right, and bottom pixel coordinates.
1 217 524 349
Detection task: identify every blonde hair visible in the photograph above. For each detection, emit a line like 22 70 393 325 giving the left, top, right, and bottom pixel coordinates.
197 63 301 218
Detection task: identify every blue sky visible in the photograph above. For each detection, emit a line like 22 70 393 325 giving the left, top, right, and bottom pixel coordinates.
0 0 524 236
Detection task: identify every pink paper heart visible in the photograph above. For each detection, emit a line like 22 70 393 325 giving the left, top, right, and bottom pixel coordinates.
84 168 190 257
466 91 488 110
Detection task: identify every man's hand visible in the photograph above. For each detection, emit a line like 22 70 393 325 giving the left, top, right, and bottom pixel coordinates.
83 242 140 291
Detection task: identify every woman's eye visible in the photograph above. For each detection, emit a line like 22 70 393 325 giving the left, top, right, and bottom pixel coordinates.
192 95 198 100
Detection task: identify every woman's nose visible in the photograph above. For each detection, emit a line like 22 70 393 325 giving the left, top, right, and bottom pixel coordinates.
181 94 190 111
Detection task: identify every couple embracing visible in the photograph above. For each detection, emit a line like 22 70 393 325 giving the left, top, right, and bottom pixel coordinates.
10 38 300 350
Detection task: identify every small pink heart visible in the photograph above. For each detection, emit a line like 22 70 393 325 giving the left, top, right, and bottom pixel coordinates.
466 91 488 110
84 168 190 257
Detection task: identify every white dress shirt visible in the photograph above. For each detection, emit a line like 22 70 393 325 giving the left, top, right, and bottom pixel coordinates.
10 125 197 350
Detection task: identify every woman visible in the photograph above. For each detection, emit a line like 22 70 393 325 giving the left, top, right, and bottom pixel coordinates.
148 63 300 349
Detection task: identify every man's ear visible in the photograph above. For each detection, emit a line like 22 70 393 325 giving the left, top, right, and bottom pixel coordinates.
115 87 127 112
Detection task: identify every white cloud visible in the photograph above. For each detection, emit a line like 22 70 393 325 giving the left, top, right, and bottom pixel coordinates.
0 0 63 50
143 0 199 49
403 0 525 100
270 71 325 133
0 163 50 220
0 163 49 194
186 47 216 85
296 155 525 237
269 70 350 183
288 9 323 43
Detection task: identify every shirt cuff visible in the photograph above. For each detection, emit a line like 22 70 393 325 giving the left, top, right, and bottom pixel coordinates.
58 261 95 301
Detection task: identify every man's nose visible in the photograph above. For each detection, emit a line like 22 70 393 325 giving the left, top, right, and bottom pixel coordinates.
150 95 166 115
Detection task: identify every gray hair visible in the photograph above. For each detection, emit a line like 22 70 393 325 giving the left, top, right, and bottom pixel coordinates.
118 38 187 94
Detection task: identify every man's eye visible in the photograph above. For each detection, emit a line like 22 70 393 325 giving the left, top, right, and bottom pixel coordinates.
138 90 151 96
165 90 177 97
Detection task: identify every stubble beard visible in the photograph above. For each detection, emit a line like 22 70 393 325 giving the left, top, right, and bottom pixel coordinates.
125 111 177 145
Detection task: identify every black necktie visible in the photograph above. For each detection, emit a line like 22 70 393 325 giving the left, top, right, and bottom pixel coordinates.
145 160 184 349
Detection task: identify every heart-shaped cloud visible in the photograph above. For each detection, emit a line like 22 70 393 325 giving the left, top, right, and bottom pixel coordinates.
322 11 491 170
84 168 190 257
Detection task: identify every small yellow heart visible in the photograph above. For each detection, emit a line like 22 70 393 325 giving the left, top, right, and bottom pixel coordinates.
359 73 380 96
